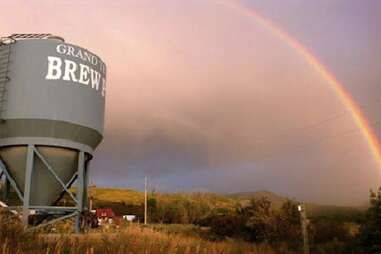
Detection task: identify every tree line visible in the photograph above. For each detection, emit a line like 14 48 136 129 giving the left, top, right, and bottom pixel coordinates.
95 188 381 253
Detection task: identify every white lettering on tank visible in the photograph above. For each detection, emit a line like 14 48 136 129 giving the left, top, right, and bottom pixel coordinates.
45 56 62 80
56 44 67 55
67 46 75 57
90 69 100 90
62 59 78 82
101 77 106 97
55 43 104 69
83 51 92 63
91 56 98 66
75 50 84 61
45 53 106 97
78 64 90 85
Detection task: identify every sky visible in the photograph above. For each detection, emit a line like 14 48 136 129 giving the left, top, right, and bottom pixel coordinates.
1 0 381 205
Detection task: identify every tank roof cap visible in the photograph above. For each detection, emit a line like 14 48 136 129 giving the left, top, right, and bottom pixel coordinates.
7 34 65 42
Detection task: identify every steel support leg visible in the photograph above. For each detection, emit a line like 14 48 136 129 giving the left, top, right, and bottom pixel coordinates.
23 145 34 225
0 143 92 231
84 161 89 210
2 177 10 202
75 151 85 233
0 160 24 202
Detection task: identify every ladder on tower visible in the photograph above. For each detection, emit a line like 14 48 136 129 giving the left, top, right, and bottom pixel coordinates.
0 37 15 120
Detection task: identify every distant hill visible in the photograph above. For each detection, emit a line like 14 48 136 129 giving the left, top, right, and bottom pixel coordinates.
89 187 237 216
227 190 366 217
227 190 288 208
88 187 366 218
90 187 234 206
89 187 144 205
305 203 365 218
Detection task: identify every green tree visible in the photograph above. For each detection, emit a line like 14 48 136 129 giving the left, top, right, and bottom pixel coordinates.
163 202 189 224
147 197 159 222
358 187 381 253
245 197 275 242
276 200 300 240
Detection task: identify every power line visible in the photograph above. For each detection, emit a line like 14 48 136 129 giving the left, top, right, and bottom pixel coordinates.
249 98 381 147
253 120 381 163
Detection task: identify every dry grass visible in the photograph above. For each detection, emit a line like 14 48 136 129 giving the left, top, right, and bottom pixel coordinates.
40 226 279 254
0 209 281 254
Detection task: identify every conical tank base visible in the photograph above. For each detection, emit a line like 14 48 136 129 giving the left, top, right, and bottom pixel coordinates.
0 146 81 206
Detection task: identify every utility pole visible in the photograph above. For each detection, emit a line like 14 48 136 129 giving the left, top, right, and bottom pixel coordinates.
298 203 310 254
144 176 147 225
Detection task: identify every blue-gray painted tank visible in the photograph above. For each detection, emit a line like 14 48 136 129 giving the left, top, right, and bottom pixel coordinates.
0 34 106 206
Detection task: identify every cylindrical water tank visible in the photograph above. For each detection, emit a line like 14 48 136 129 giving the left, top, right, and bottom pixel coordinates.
0 34 106 206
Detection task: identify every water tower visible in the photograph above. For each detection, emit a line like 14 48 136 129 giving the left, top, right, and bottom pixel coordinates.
0 34 106 232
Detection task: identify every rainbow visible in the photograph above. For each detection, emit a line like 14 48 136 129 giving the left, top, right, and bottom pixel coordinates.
217 0 381 167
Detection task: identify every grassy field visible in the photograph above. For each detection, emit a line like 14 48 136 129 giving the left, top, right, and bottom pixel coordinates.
0 210 280 254
0 187 368 253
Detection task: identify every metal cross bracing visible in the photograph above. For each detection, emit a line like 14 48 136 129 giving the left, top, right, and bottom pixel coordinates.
0 144 90 233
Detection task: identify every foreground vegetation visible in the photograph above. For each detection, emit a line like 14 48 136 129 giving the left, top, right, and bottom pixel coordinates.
88 187 366 252
0 211 277 254
1 186 381 253
90 187 364 223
